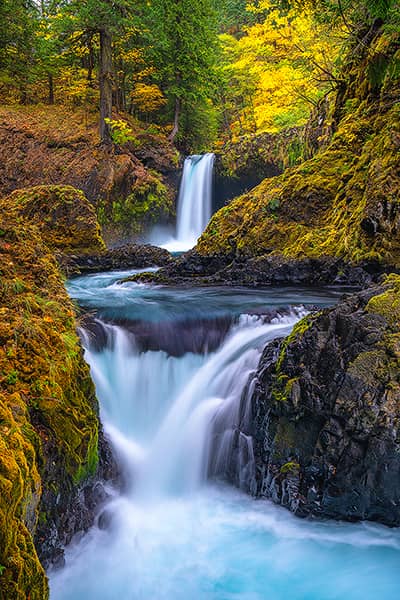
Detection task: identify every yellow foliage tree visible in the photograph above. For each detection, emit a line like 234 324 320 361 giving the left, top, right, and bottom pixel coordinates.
130 82 167 114
219 0 342 139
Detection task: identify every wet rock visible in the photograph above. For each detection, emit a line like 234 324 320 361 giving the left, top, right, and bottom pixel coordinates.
34 428 120 570
245 276 400 526
98 509 114 531
61 242 172 276
129 250 391 288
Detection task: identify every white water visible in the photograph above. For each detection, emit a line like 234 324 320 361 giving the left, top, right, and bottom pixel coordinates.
151 153 215 252
51 275 400 599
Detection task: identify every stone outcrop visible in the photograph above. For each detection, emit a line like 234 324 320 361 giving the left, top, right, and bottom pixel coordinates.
61 242 172 277
127 250 391 288
0 187 117 599
240 275 400 526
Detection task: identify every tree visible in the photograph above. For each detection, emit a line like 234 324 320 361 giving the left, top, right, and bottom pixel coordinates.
145 0 219 148
278 0 398 28
217 0 340 138
216 0 260 35
0 0 39 103
59 0 139 145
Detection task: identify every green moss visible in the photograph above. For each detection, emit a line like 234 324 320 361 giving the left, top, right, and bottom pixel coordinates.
271 376 299 403
366 274 400 327
5 370 19 386
280 461 300 475
0 197 103 598
104 170 174 236
276 316 314 374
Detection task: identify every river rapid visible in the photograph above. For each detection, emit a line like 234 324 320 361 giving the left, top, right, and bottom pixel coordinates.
50 270 400 600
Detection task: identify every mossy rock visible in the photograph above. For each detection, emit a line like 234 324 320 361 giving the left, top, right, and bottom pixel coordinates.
198 31 400 269
99 167 174 240
252 277 400 524
2 185 106 255
0 205 102 597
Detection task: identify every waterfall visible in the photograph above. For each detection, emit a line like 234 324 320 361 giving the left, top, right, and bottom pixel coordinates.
79 314 300 498
176 153 215 248
150 153 215 252
51 276 400 600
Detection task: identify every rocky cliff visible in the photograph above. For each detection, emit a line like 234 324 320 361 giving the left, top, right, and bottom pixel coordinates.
0 106 178 243
0 186 115 599
238 275 400 526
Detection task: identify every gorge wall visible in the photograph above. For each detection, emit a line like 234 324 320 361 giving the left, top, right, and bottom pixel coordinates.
143 28 399 287
0 186 115 599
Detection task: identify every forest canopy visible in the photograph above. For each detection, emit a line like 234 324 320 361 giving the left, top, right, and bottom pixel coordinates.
0 0 398 150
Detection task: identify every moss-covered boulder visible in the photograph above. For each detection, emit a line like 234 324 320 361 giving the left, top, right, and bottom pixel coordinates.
3 185 105 255
197 30 400 273
243 275 400 525
99 166 174 243
0 189 112 598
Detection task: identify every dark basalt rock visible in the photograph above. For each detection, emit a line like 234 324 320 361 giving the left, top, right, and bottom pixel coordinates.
238 281 400 526
127 250 393 288
34 426 120 569
60 242 172 276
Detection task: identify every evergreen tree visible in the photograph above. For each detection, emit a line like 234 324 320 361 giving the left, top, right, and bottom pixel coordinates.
145 0 219 148
0 0 39 103
60 0 139 145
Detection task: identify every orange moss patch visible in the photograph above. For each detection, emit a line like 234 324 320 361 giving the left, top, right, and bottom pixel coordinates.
2 185 105 255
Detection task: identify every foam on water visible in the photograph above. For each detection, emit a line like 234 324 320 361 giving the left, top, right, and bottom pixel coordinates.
51 273 400 600
51 484 400 600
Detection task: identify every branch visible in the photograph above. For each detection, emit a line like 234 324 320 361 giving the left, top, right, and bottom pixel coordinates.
337 0 356 34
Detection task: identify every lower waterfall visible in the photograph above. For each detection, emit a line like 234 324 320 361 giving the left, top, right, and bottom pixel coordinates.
50 272 400 600
80 314 297 498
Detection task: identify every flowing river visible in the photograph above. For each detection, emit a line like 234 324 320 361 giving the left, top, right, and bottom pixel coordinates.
50 270 400 600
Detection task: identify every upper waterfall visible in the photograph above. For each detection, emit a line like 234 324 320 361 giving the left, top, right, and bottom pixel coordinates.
176 153 215 248
150 153 215 252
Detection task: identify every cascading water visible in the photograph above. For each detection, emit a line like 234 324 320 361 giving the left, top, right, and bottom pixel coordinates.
176 153 215 247
150 153 215 252
50 272 400 600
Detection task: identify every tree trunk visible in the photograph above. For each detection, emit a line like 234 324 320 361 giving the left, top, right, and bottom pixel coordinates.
99 29 113 146
169 96 181 142
87 39 94 87
48 73 54 105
